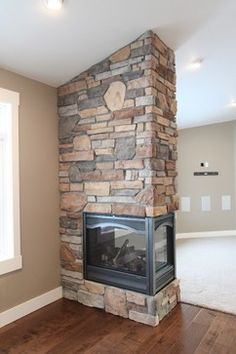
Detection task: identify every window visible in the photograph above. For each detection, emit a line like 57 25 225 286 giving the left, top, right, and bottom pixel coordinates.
0 88 21 275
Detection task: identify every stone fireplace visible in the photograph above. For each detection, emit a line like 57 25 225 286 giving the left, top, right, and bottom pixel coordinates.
58 30 179 326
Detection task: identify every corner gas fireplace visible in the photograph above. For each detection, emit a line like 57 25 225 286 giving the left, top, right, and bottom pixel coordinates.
83 213 176 296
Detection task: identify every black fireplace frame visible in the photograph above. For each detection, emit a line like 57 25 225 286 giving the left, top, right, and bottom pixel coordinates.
83 212 176 296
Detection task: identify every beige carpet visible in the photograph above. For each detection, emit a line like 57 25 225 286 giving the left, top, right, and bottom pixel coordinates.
176 236 236 314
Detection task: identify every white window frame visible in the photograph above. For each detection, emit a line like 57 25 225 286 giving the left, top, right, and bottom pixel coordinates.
0 88 21 275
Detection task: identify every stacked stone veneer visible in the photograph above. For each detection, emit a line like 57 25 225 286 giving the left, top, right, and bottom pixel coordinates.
66 279 180 327
58 30 179 326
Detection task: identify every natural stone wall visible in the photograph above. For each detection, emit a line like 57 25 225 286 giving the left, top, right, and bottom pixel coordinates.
58 30 178 307
64 279 180 327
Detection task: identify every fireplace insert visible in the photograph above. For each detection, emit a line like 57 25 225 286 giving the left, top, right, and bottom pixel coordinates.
83 213 175 295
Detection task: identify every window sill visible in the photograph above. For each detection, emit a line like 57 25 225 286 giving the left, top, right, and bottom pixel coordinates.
0 255 22 276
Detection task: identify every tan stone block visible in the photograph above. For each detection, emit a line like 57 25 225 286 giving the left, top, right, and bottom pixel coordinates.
156 185 165 194
104 287 128 318
115 125 136 132
113 107 144 120
136 145 156 158
60 183 69 192
145 87 157 96
87 127 113 135
108 118 132 126
137 131 156 139
145 105 163 115
62 260 83 272
129 311 159 327
115 160 144 170
137 123 144 132
59 177 69 183
96 113 112 122
123 99 134 108
61 243 76 263
111 180 143 189
95 148 113 156
157 116 170 127
146 122 159 132
84 203 111 214
61 151 94 162
166 161 176 170
79 106 108 119
135 186 155 206
131 40 143 49
61 192 87 212
104 81 126 111
73 123 92 133
88 80 101 89
73 135 91 151
127 76 153 90
91 122 107 130
70 183 84 192
96 162 114 170
84 281 105 295
84 182 110 196
158 132 169 140
168 136 177 145
112 204 145 217
90 133 110 140
146 206 167 217
160 54 168 67
148 177 164 185
163 177 173 186
110 46 131 63
102 170 124 180
58 80 87 96
166 186 175 195
126 291 146 306
59 143 73 150
158 92 169 111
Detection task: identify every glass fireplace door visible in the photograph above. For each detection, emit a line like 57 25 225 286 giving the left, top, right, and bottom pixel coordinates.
87 225 146 276
153 215 175 293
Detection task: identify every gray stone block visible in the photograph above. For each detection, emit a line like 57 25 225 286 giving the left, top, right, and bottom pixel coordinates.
125 88 145 99
78 97 105 110
115 136 135 160
87 84 109 99
69 165 82 183
58 104 78 117
131 44 152 58
59 115 79 139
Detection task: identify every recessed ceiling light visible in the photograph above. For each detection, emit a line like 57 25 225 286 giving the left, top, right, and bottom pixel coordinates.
44 0 63 11
187 58 204 71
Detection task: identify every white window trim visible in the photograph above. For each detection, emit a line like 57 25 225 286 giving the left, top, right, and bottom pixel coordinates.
0 88 21 276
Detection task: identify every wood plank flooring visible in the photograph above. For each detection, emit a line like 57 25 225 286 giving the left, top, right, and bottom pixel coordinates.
0 299 236 354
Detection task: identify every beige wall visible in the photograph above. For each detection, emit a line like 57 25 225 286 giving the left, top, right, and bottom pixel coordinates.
177 121 236 233
0 69 60 312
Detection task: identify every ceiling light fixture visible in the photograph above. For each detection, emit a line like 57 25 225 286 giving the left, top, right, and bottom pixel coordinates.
44 0 64 11
188 58 204 71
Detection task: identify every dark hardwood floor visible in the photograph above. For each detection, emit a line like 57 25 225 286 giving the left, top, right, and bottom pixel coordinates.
0 299 236 354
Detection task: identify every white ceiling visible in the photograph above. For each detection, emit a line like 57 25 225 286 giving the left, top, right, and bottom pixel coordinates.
0 0 235 128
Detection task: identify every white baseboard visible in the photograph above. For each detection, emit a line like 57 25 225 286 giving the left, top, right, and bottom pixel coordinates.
0 286 63 328
177 230 236 239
